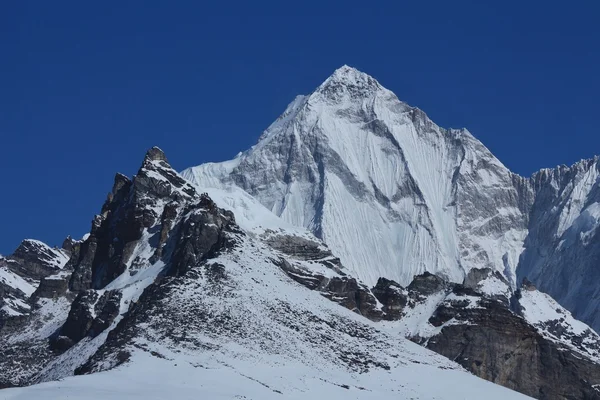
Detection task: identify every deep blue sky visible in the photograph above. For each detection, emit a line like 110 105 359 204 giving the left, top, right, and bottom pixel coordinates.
1 2 599 254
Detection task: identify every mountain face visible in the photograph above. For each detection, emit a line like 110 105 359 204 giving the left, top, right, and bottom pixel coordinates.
2 67 600 399
1 148 599 400
519 158 600 331
1 148 535 400
182 65 529 289
182 65 600 334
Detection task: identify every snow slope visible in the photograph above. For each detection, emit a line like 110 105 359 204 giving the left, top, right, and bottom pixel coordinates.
2 350 530 400
0 264 36 297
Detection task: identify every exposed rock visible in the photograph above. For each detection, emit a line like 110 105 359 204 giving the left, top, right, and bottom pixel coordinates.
426 289 600 400
321 277 383 321
61 236 77 254
144 146 167 163
57 290 99 346
275 257 383 321
69 237 96 292
168 195 237 276
53 289 122 350
371 277 408 320
32 275 69 300
265 234 343 272
150 201 180 264
407 272 447 297
88 290 122 338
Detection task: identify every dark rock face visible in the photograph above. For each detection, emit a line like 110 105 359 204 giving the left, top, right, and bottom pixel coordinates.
67 147 200 292
53 280 122 351
69 238 96 292
76 223 242 376
265 234 343 272
33 276 69 300
168 195 237 277
321 277 383 321
274 257 383 321
425 284 600 400
1 147 246 388
89 290 122 338
407 272 447 297
371 278 407 320
267 233 387 320
149 201 179 263
58 290 99 345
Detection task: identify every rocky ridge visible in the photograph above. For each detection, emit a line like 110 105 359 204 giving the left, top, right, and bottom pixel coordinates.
0 147 535 400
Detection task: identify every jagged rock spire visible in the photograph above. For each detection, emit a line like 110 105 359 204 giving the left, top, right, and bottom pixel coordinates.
144 146 167 163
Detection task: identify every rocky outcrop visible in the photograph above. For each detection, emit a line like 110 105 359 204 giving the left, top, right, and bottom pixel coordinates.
426 285 600 399
274 256 383 321
67 147 201 292
371 278 407 320
3 239 69 281
69 236 96 292
32 275 69 300
51 289 123 351
321 277 383 321
0 147 250 387
327 268 600 399
407 272 448 297
265 234 343 272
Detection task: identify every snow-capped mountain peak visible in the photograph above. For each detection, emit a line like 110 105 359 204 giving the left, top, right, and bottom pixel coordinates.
182 66 527 289
314 64 384 100
182 65 600 336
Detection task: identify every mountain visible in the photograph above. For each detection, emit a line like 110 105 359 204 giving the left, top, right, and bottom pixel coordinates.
1 148 534 400
1 146 600 399
2 67 600 399
518 157 600 331
1 239 70 317
182 65 600 334
182 65 528 289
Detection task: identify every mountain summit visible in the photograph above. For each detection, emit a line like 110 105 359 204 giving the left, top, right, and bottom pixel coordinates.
183 66 600 334
183 66 527 289
315 65 384 98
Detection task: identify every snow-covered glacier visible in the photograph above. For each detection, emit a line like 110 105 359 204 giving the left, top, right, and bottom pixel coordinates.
182 65 600 332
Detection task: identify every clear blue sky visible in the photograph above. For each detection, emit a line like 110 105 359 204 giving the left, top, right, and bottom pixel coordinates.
1 2 599 254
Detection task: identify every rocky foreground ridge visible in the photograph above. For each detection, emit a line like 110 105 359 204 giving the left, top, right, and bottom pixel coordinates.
1 147 599 399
